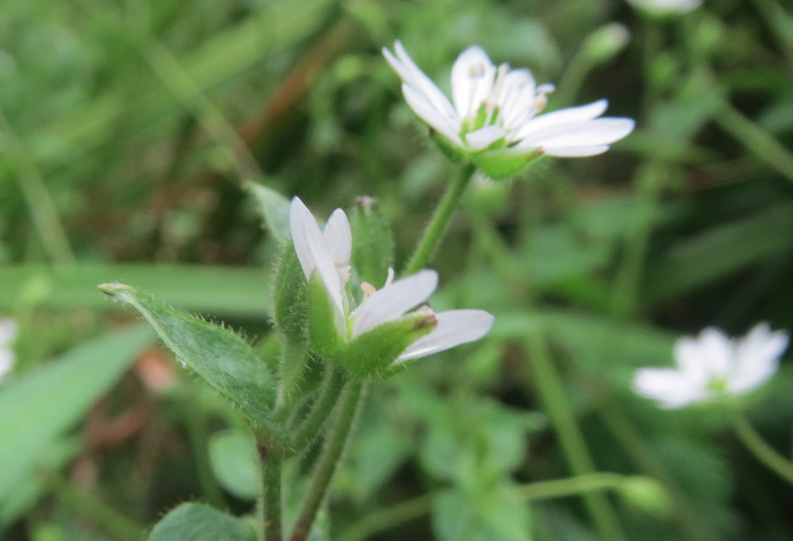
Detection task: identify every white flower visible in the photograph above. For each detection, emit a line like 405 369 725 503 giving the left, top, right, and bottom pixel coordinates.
383 41 635 176
289 197 494 364
632 324 789 409
0 318 18 384
626 0 702 16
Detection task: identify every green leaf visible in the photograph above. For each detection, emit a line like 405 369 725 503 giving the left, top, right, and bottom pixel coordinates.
98 283 291 455
0 265 270 318
246 182 292 245
0 326 153 507
147 503 257 541
208 429 261 500
273 243 309 343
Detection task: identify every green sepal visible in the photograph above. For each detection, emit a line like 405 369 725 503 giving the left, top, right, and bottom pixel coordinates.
470 148 543 180
333 312 437 379
272 242 309 343
429 128 467 163
98 283 292 456
245 181 291 245
307 275 343 356
350 196 394 287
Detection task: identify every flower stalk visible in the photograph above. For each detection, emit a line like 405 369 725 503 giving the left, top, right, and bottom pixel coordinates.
260 447 283 541
290 380 365 541
404 163 476 275
733 414 793 486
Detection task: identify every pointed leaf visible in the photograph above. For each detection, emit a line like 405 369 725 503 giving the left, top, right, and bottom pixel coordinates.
208 429 261 500
246 181 292 245
147 503 257 541
99 283 291 454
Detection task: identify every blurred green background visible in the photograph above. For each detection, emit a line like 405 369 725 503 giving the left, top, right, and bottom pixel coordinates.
1 0 792 539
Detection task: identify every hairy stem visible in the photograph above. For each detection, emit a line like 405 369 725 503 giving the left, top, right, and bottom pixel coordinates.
404 164 476 275
290 367 346 451
289 380 365 541
260 447 283 541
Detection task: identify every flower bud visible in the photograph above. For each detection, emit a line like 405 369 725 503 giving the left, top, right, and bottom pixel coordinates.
582 23 630 65
618 477 671 517
350 196 394 287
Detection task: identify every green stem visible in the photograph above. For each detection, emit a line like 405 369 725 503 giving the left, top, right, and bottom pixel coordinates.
343 473 632 541
504 472 627 502
260 448 283 541
524 332 627 541
290 367 346 451
0 109 75 265
289 380 365 541
47 472 143 541
716 105 793 185
404 163 476 275
734 414 793 486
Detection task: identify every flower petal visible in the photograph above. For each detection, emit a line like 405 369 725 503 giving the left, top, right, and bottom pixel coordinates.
352 270 438 338
390 41 458 121
632 368 710 409
518 117 635 149
465 125 507 151
514 100 609 140
498 69 537 131
451 45 496 119
289 197 344 316
696 327 734 378
402 84 465 147
541 145 610 157
728 323 788 394
323 208 352 266
396 309 494 362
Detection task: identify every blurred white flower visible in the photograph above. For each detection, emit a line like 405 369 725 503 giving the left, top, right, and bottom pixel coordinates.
626 0 702 16
633 324 789 409
0 318 18 383
289 197 494 363
383 41 635 177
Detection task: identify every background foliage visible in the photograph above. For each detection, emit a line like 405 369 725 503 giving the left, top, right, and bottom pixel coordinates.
1 0 792 539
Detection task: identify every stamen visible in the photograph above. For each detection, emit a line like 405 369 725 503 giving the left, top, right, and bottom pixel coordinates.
360 282 377 296
331 256 343 268
384 267 395 288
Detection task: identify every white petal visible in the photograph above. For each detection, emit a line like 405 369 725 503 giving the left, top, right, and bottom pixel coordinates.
674 337 712 384
498 69 537 131
352 270 438 338
0 319 18 346
541 145 610 157
519 118 635 149
288 197 344 316
728 324 788 394
514 100 610 140
696 328 734 378
451 45 496 119
402 84 465 147
392 41 458 121
396 309 494 362
632 368 710 409
465 125 506 151
323 209 352 266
